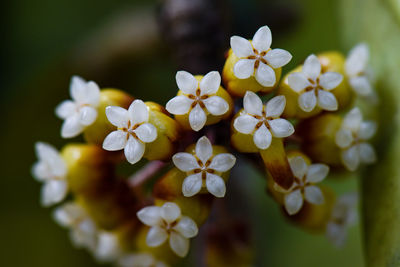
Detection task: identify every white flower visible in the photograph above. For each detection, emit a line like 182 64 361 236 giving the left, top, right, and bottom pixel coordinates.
32 142 68 207
230 25 292 86
137 202 198 258
55 76 100 138
118 253 169 267
166 71 229 131
172 136 236 198
326 193 358 247
233 91 294 150
288 54 343 112
102 100 157 165
94 231 122 262
335 107 377 171
275 156 329 215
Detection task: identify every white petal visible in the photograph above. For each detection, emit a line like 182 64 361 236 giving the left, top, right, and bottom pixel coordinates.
95 232 120 261
172 153 200 172
189 104 206 131
233 59 256 79
129 100 149 125
266 95 286 118
303 54 321 81
306 164 329 183
135 123 157 143
105 106 128 128
233 114 258 134
358 143 377 164
287 72 311 93
70 76 88 103
284 189 303 215
298 90 317 112
304 186 324 205
35 142 66 177
269 118 294 138
343 107 362 131
31 162 48 181
176 71 198 95
146 226 168 247
206 173 226 198
165 96 193 115
230 36 254 58
61 114 84 138
317 90 338 111
289 156 308 179
335 128 354 148
341 146 360 171
203 96 229 116
79 106 97 126
253 124 272 150
182 173 203 197
345 43 369 77
195 136 213 164
319 72 343 90
252 25 272 52
208 153 236 172
41 180 68 207
124 136 145 164
137 206 162 226
264 49 292 68
84 81 101 106
174 216 198 238
326 222 347 247
243 91 263 116
55 100 76 119
358 121 377 140
102 130 127 151
169 232 189 257
255 62 276 87
161 202 181 224
349 76 373 97
200 71 221 95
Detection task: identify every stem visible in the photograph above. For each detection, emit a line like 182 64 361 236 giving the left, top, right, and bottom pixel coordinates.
128 160 166 187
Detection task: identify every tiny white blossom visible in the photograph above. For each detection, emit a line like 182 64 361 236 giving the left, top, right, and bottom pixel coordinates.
326 193 358 247
137 202 198 258
275 156 329 215
102 99 158 165
32 142 68 206
288 54 343 112
166 71 229 131
118 253 169 267
233 91 294 150
56 76 100 138
172 136 236 198
94 231 122 262
335 107 377 171
230 25 292 86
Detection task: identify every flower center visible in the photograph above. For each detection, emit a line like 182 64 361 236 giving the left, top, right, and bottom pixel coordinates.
248 49 269 69
193 159 215 179
161 219 178 234
305 77 323 93
119 120 142 140
252 110 273 130
188 88 208 109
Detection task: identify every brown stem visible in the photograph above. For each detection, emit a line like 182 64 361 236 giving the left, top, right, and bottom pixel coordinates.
128 160 166 187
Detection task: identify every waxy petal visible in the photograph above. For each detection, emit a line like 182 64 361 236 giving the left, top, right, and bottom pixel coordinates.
174 216 198 238
182 173 202 197
172 153 200 172
41 180 68 207
289 156 308 180
105 106 129 128
243 91 263 116
317 90 338 111
128 100 149 125
161 202 181 224
319 72 343 90
269 118 294 138
288 72 311 93
335 128 354 149
298 90 317 112
206 173 226 198
234 59 256 79
230 36 254 58
303 54 321 81
200 71 220 95
253 124 272 150
252 25 272 52
304 185 324 205
306 164 329 183
265 95 286 118
233 114 258 134
166 96 193 115
102 130 128 151
169 232 189 257
176 71 198 95
264 48 292 68
203 96 229 116
61 114 84 138
79 106 97 126
55 100 76 119
195 136 213 164
124 136 145 164
146 226 168 247
284 189 303 215
345 43 369 77
189 104 207 131
349 76 373 97
208 153 236 172
343 107 362 132
137 206 162 226
255 62 276 87
135 123 157 143
358 143 377 164
358 121 377 140
341 146 360 171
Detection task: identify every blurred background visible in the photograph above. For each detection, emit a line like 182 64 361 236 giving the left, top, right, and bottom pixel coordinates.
1 0 374 266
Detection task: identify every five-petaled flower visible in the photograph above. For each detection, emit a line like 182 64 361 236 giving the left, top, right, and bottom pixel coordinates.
166 71 229 131
56 76 101 138
172 136 236 198
102 99 157 165
137 202 198 258
288 54 343 112
32 142 68 206
233 91 294 150
230 25 292 87
275 156 329 215
335 107 377 171
118 253 169 267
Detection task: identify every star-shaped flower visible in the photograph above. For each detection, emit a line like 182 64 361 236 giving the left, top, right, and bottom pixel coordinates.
137 202 198 258
166 71 229 131
32 142 68 206
102 100 157 165
288 54 343 112
275 156 329 215
172 136 236 198
335 107 377 171
230 25 292 86
233 91 294 150
56 76 101 138
118 253 169 267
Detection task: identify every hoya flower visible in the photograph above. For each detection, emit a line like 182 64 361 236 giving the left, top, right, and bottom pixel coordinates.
233 92 294 150
288 54 343 112
94 232 121 262
230 25 292 86
275 156 329 215
102 99 157 164
172 136 236 198
32 142 68 206
166 71 229 131
335 107 377 171
118 253 168 267
137 202 198 257
55 76 100 138
326 193 358 247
